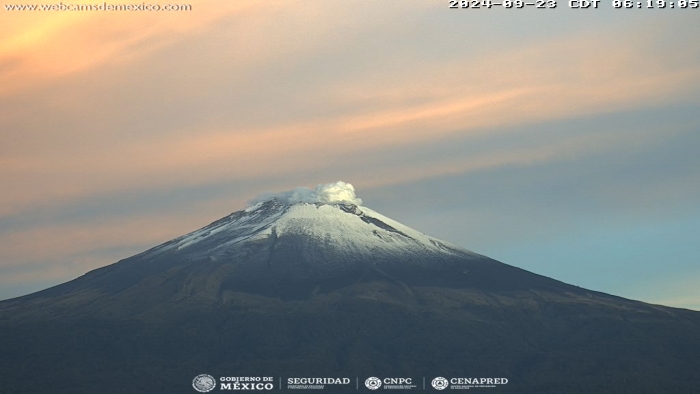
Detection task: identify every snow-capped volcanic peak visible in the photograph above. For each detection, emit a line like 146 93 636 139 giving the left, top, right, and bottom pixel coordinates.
261 202 462 257
249 181 363 207
154 182 472 261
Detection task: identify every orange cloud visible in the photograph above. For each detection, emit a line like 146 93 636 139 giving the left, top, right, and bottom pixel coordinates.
1 2 699 219
0 0 263 95
0 202 235 278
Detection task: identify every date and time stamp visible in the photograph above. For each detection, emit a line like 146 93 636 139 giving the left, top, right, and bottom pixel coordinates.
449 0 698 8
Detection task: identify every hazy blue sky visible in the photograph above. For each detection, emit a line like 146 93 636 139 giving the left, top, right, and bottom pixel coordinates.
1 1 698 309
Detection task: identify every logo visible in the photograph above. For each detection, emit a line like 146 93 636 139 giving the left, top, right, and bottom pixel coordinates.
431 377 449 390
365 377 382 390
286 377 352 390
441 377 508 390
192 374 217 393
219 377 275 390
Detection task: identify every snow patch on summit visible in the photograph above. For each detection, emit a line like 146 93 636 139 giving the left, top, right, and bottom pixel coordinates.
148 183 478 262
250 181 363 206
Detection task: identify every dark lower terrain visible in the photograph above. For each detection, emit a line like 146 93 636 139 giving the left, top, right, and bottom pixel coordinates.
2 205 699 393
1 265 699 394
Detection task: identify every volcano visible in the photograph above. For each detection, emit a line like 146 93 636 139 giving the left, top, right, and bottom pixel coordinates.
1 182 699 394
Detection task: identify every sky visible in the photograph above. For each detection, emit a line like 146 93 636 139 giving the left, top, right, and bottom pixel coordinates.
0 1 698 310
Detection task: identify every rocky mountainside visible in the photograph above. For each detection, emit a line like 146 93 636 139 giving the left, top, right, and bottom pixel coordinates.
1 183 699 394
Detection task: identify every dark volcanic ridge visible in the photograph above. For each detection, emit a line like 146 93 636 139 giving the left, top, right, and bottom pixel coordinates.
1 183 699 394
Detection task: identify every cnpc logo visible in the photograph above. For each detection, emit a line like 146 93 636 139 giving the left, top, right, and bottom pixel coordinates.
365 377 414 390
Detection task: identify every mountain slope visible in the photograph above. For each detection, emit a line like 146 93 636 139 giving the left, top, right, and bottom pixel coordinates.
1 186 699 394
3 199 580 313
